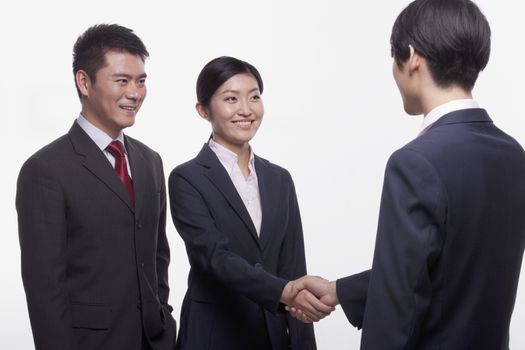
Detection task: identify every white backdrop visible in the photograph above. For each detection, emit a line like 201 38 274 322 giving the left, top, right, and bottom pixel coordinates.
1 0 524 348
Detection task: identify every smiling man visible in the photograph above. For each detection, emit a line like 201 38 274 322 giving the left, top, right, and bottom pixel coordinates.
16 24 176 350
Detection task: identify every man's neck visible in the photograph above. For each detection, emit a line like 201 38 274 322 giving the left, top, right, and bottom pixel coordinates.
420 85 473 116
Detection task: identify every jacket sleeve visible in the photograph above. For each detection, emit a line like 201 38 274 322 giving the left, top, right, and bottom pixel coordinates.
16 156 78 350
336 269 370 329
276 172 316 349
168 169 288 313
359 148 447 349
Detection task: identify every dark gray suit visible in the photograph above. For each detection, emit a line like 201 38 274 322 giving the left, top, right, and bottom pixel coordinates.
337 109 525 349
16 122 176 350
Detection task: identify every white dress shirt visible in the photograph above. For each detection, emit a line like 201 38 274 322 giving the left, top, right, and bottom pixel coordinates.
420 99 480 134
76 114 132 177
209 139 262 236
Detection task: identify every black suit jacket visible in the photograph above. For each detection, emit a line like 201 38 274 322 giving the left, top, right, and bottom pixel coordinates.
16 122 177 350
168 144 315 350
337 109 525 349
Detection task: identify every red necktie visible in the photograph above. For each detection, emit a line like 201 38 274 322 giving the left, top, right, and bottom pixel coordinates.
106 140 134 205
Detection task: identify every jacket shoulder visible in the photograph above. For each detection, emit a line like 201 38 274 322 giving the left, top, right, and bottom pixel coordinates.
255 154 292 180
18 134 72 180
169 156 200 179
125 135 160 158
22 133 73 166
30 134 71 158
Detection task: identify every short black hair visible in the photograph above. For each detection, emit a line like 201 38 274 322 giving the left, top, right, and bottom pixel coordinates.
196 56 264 107
390 0 491 91
72 24 149 97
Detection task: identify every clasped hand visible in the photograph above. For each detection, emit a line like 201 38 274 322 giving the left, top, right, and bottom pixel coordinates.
280 275 339 323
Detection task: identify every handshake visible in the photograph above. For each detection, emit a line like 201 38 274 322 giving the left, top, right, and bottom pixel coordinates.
280 276 339 323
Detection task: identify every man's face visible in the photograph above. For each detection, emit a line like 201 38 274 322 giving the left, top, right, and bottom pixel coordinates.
82 50 147 138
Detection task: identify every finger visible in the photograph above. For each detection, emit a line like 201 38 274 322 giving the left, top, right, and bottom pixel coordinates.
291 291 320 320
290 308 312 323
301 291 334 318
308 293 336 314
300 311 313 324
289 310 300 320
320 294 339 308
297 298 323 321
286 307 300 319
292 303 321 322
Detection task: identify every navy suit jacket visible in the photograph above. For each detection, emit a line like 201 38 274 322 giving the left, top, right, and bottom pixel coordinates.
16 122 177 350
169 144 316 350
337 109 525 349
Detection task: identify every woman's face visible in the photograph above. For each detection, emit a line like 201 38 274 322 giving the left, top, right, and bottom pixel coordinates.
200 73 264 152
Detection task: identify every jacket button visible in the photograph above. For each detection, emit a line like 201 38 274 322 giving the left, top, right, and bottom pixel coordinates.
137 223 143 229
140 262 145 268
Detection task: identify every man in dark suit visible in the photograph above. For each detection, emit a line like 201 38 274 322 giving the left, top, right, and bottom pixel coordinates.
16 24 176 350
289 0 525 348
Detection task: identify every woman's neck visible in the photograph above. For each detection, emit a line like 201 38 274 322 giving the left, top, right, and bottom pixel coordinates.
212 138 252 178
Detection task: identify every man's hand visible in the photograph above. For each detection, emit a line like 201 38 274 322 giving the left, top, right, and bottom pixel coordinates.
281 279 335 322
284 275 339 323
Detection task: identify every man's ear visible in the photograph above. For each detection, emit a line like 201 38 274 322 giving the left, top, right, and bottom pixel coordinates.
75 70 91 97
196 102 210 121
407 45 421 75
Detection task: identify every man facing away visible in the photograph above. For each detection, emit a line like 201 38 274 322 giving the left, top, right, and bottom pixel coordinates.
290 0 525 348
16 24 176 350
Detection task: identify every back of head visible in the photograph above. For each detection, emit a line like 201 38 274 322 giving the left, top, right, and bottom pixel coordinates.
72 24 149 97
390 0 491 91
196 56 264 107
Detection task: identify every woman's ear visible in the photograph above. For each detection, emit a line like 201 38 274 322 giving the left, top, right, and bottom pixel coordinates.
196 102 210 121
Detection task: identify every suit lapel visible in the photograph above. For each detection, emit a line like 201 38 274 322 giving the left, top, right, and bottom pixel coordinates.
255 156 280 251
196 144 260 248
68 122 134 212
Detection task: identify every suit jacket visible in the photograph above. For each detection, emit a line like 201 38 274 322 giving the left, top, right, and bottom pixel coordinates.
168 144 316 350
16 122 177 350
337 109 525 349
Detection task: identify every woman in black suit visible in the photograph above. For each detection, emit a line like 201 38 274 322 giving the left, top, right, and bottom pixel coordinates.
169 56 329 350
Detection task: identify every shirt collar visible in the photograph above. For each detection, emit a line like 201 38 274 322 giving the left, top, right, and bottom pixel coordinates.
208 139 256 175
76 114 127 154
421 99 479 132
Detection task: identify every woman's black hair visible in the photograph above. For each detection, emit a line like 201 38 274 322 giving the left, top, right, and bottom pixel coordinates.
196 56 264 106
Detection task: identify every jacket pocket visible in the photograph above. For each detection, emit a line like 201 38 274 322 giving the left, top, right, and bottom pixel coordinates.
71 302 112 330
